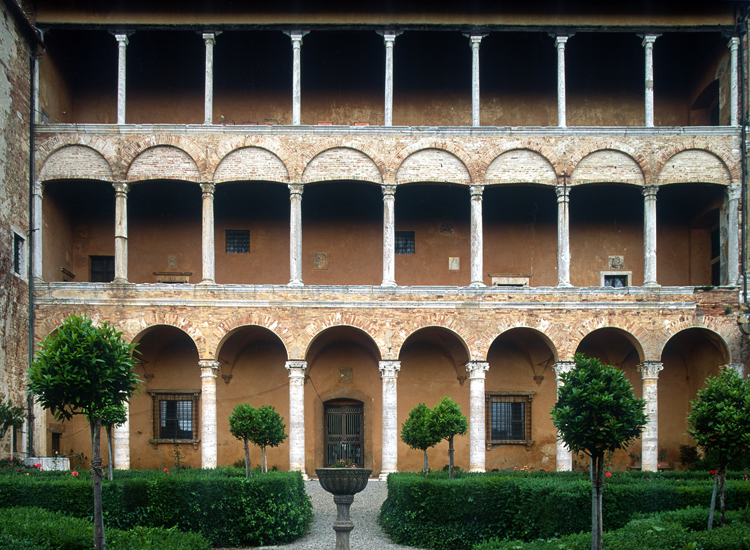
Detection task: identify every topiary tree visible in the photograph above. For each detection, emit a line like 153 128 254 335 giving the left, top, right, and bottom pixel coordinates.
430 397 468 479
551 354 647 550
229 403 257 478
401 402 441 473
0 394 25 441
686 368 750 529
100 402 128 481
27 314 139 550
248 405 287 473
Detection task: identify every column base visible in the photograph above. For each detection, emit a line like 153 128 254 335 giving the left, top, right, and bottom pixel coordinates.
556 282 573 288
642 282 661 288
378 470 397 481
112 277 129 285
198 279 216 285
381 281 397 288
469 282 485 288
288 280 304 288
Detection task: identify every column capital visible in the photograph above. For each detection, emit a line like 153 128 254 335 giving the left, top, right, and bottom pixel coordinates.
554 35 570 48
466 361 489 378
112 181 129 195
466 33 488 46
553 360 575 378
728 36 740 51
286 30 309 44
199 359 220 375
379 360 401 377
641 34 660 47
556 183 570 202
113 32 130 46
382 184 397 197
638 361 663 379
33 179 43 196
470 185 485 198
728 183 742 202
286 360 308 373
202 31 220 43
379 30 402 43
642 184 659 198
289 183 304 196
200 182 216 195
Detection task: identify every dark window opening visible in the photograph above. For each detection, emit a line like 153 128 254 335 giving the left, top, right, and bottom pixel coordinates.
51 432 61 454
324 400 363 467
13 233 24 275
604 275 628 288
395 231 415 255
90 256 115 282
226 230 250 253
151 392 199 442
710 226 720 286
486 392 534 445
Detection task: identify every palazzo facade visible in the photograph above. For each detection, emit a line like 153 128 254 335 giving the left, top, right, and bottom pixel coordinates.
3 0 750 476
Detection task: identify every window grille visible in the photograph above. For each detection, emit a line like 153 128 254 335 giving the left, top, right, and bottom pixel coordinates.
150 391 200 442
13 233 24 275
395 231 415 255
226 230 250 253
486 392 535 448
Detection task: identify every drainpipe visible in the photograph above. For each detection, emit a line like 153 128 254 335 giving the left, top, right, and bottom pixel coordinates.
740 11 748 303
27 48 37 457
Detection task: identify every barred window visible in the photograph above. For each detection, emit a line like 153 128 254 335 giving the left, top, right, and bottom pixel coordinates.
395 231 415 255
90 256 114 282
486 392 535 448
13 233 25 275
150 391 200 442
226 230 250 253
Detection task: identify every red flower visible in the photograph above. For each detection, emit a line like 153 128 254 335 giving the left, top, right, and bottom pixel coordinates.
71 471 79 477
605 472 612 478
710 470 717 476
34 463 42 468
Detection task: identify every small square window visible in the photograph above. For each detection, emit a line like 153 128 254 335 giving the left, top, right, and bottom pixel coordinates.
600 271 631 288
150 391 199 442
486 392 535 447
395 231 415 255
13 233 24 275
90 256 115 283
226 230 250 253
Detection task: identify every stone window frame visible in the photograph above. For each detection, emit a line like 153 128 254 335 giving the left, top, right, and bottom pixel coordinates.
600 271 632 288
11 228 26 281
148 389 200 445
485 391 535 450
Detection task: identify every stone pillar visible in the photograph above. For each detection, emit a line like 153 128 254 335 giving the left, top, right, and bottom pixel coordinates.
33 53 40 123
200 183 215 284
729 37 740 126
199 360 220 469
469 34 486 127
113 401 130 470
113 182 129 283
555 36 569 128
638 361 663 472
115 33 128 125
726 184 741 286
31 180 43 282
554 361 575 471
466 361 489 472
382 185 397 287
289 31 307 126
643 185 659 287
727 363 745 378
642 35 659 127
379 360 401 480
286 361 308 479
382 31 399 127
289 184 304 287
556 182 572 287
203 33 216 125
470 185 485 287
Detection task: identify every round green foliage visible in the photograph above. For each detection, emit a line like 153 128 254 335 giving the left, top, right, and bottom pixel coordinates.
0 395 25 439
249 405 288 451
430 397 468 444
228 403 257 443
401 403 441 453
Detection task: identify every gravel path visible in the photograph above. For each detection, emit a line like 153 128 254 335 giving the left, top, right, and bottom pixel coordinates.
256 479 424 550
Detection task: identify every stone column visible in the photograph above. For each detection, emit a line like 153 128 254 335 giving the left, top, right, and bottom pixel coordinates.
382 31 399 127
470 185 485 287
638 361 663 472
466 361 489 472
726 184 741 286
382 185 397 287
200 183 216 284
289 31 307 126
642 35 659 127
643 185 659 287
31 180 43 282
469 34 486 127
113 182 129 283
556 182 572 287
727 363 745 378
729 37 740 126
33 53 40 123
554 361 575 471
555 36 569 128
199 360 220 469
113 401 130 470
115 33 129 125
203 33 216 125
286 361 308 479
289 184 304 287
379 360 401 480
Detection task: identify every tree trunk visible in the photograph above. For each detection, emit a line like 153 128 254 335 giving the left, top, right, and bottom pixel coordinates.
719 467 727 527
448 435 454 480
106 425 114 481
590 454 603 550
708 474 718 530
423 449 429 474
262 446 267 473
91 419 106 550
244 439 252 478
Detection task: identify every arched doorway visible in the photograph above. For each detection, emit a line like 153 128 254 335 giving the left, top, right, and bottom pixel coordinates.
323 398 364 467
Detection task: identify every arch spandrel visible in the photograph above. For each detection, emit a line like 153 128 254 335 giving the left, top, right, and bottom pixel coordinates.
126 145 201 183
657 149 732 186
484 149 557 186
213 146 290 183
39 145 114 182
571 149 645 186
395 148 471 185
302 147 383 184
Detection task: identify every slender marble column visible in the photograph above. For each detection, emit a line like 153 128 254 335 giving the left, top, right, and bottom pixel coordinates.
31 180 43 282
33 53 40 123
203 33 216 125
554 361 575 471
286 361 308 479
382 32 399 127
289 31 307 126
638 361 663 472
726 184 741 286
200 183 215 284
469 34 486 127
643 185 659 286
556 183 572 287
113 182 129 283
555 36 569 128
382 185 397 287
113 401 130 470
466 361 489 472
200 360 220 469
729 37 740 126
642 35 659 127
115 33 128 125
470 185 485 287
379 360 401 480
289 184 304 287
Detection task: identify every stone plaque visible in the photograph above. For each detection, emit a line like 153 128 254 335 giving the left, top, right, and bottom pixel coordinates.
608 255 624 269
338 368 352 383
448 257 460 271
168 255 177 269
314 252 328 270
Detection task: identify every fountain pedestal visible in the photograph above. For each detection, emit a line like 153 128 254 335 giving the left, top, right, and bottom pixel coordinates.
315 468 372 550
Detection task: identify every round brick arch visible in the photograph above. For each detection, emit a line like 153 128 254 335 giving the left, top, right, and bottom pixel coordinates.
478 321 561 363
299 313 383 360
301 146 384 184
120 135 207 180
568 317 647 363
213 146 290 184
570 149 646 187
657 148 733 187
116 313 206 358
38 144 115 183
482 147 558 187
209 135 295 181
653 317 733 365
389 314 476 362
35 135 119 181
477 141 560 181
211 312 296 361
388 139 474 184
654 140 740 184
297 138 388 180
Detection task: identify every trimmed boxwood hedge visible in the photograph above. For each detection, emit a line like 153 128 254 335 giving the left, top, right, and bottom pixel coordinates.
0 469 311 548
379 471 750 550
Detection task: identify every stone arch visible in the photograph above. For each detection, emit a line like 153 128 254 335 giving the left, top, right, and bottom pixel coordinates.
296 139 387 180
391 315 475 362
209 136 296 181
389 139 474 184
572 320 647 364
657 149 733 186
35 134 120 180
654 317 732 365
653 139 739 184
213 146 290 183
296 313 383 360
117 313 206 358
213 319 293 363
395 148 472 185
483 148 558 186
302 147 383 184
39 145 114 182
485 325 560 364
564 140 649 179
571 149 646 186
126 145 202 183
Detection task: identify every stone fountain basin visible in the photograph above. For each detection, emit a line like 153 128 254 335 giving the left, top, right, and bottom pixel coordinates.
315 468 372 495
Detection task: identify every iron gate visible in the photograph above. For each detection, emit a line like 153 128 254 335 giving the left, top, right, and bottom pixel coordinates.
324 401 363 467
